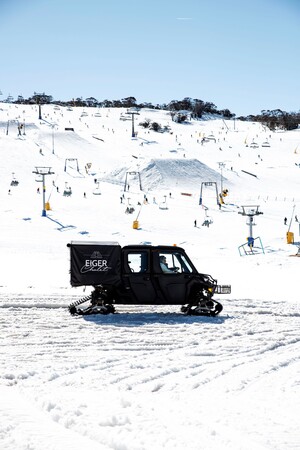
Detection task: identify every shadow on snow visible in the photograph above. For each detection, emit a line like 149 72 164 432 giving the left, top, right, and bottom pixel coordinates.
81 311 229 327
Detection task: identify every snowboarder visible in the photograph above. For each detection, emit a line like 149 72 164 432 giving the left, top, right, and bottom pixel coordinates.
284 217 287 225
194 220 197 227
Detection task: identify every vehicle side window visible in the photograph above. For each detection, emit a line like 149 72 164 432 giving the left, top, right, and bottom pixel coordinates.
159 252 193 274
127 252 148 273
159 253 179 273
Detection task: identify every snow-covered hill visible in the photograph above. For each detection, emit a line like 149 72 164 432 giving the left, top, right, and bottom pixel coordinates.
0 103 299 450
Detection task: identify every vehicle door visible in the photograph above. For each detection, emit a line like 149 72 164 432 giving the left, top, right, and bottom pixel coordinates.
153 250 195 304
122 248 157 304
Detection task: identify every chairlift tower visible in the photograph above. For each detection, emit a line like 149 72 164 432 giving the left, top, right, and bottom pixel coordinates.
64 158 79 172
126 110 140 138
199 181 220 206
32 166 54 217
218 162 225 192
6 119 16 136
51 124 55 154
238 205 264 255
124 171 142 191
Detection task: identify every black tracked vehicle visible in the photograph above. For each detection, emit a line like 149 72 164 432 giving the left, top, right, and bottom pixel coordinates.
67 241 231 316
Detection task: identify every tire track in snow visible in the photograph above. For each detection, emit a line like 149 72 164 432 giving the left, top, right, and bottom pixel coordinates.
1 295 299 449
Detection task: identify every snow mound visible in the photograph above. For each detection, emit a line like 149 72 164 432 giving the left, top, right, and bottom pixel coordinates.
103 158 224 190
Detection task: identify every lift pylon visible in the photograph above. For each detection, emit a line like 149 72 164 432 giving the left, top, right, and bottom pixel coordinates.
124 171 142 191
238 205 264 255
199 181 220 206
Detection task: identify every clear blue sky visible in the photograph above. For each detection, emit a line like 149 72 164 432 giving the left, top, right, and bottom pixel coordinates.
0 0 299 116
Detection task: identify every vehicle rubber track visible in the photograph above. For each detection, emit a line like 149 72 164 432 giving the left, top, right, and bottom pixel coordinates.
181 300 223 317
68 294 92 315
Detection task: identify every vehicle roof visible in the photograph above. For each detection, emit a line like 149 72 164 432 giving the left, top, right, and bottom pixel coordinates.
123 245 185 252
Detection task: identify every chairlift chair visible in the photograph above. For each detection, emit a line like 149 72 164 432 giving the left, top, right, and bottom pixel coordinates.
207 134 216 142
10 172 19 186
63 187 72 197
35 174 43 182
93 183 101 195
159 196 168 210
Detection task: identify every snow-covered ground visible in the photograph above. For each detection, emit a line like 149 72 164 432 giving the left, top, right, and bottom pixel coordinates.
0 103 299 449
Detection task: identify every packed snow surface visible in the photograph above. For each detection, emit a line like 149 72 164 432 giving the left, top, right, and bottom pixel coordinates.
0 104 299 449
